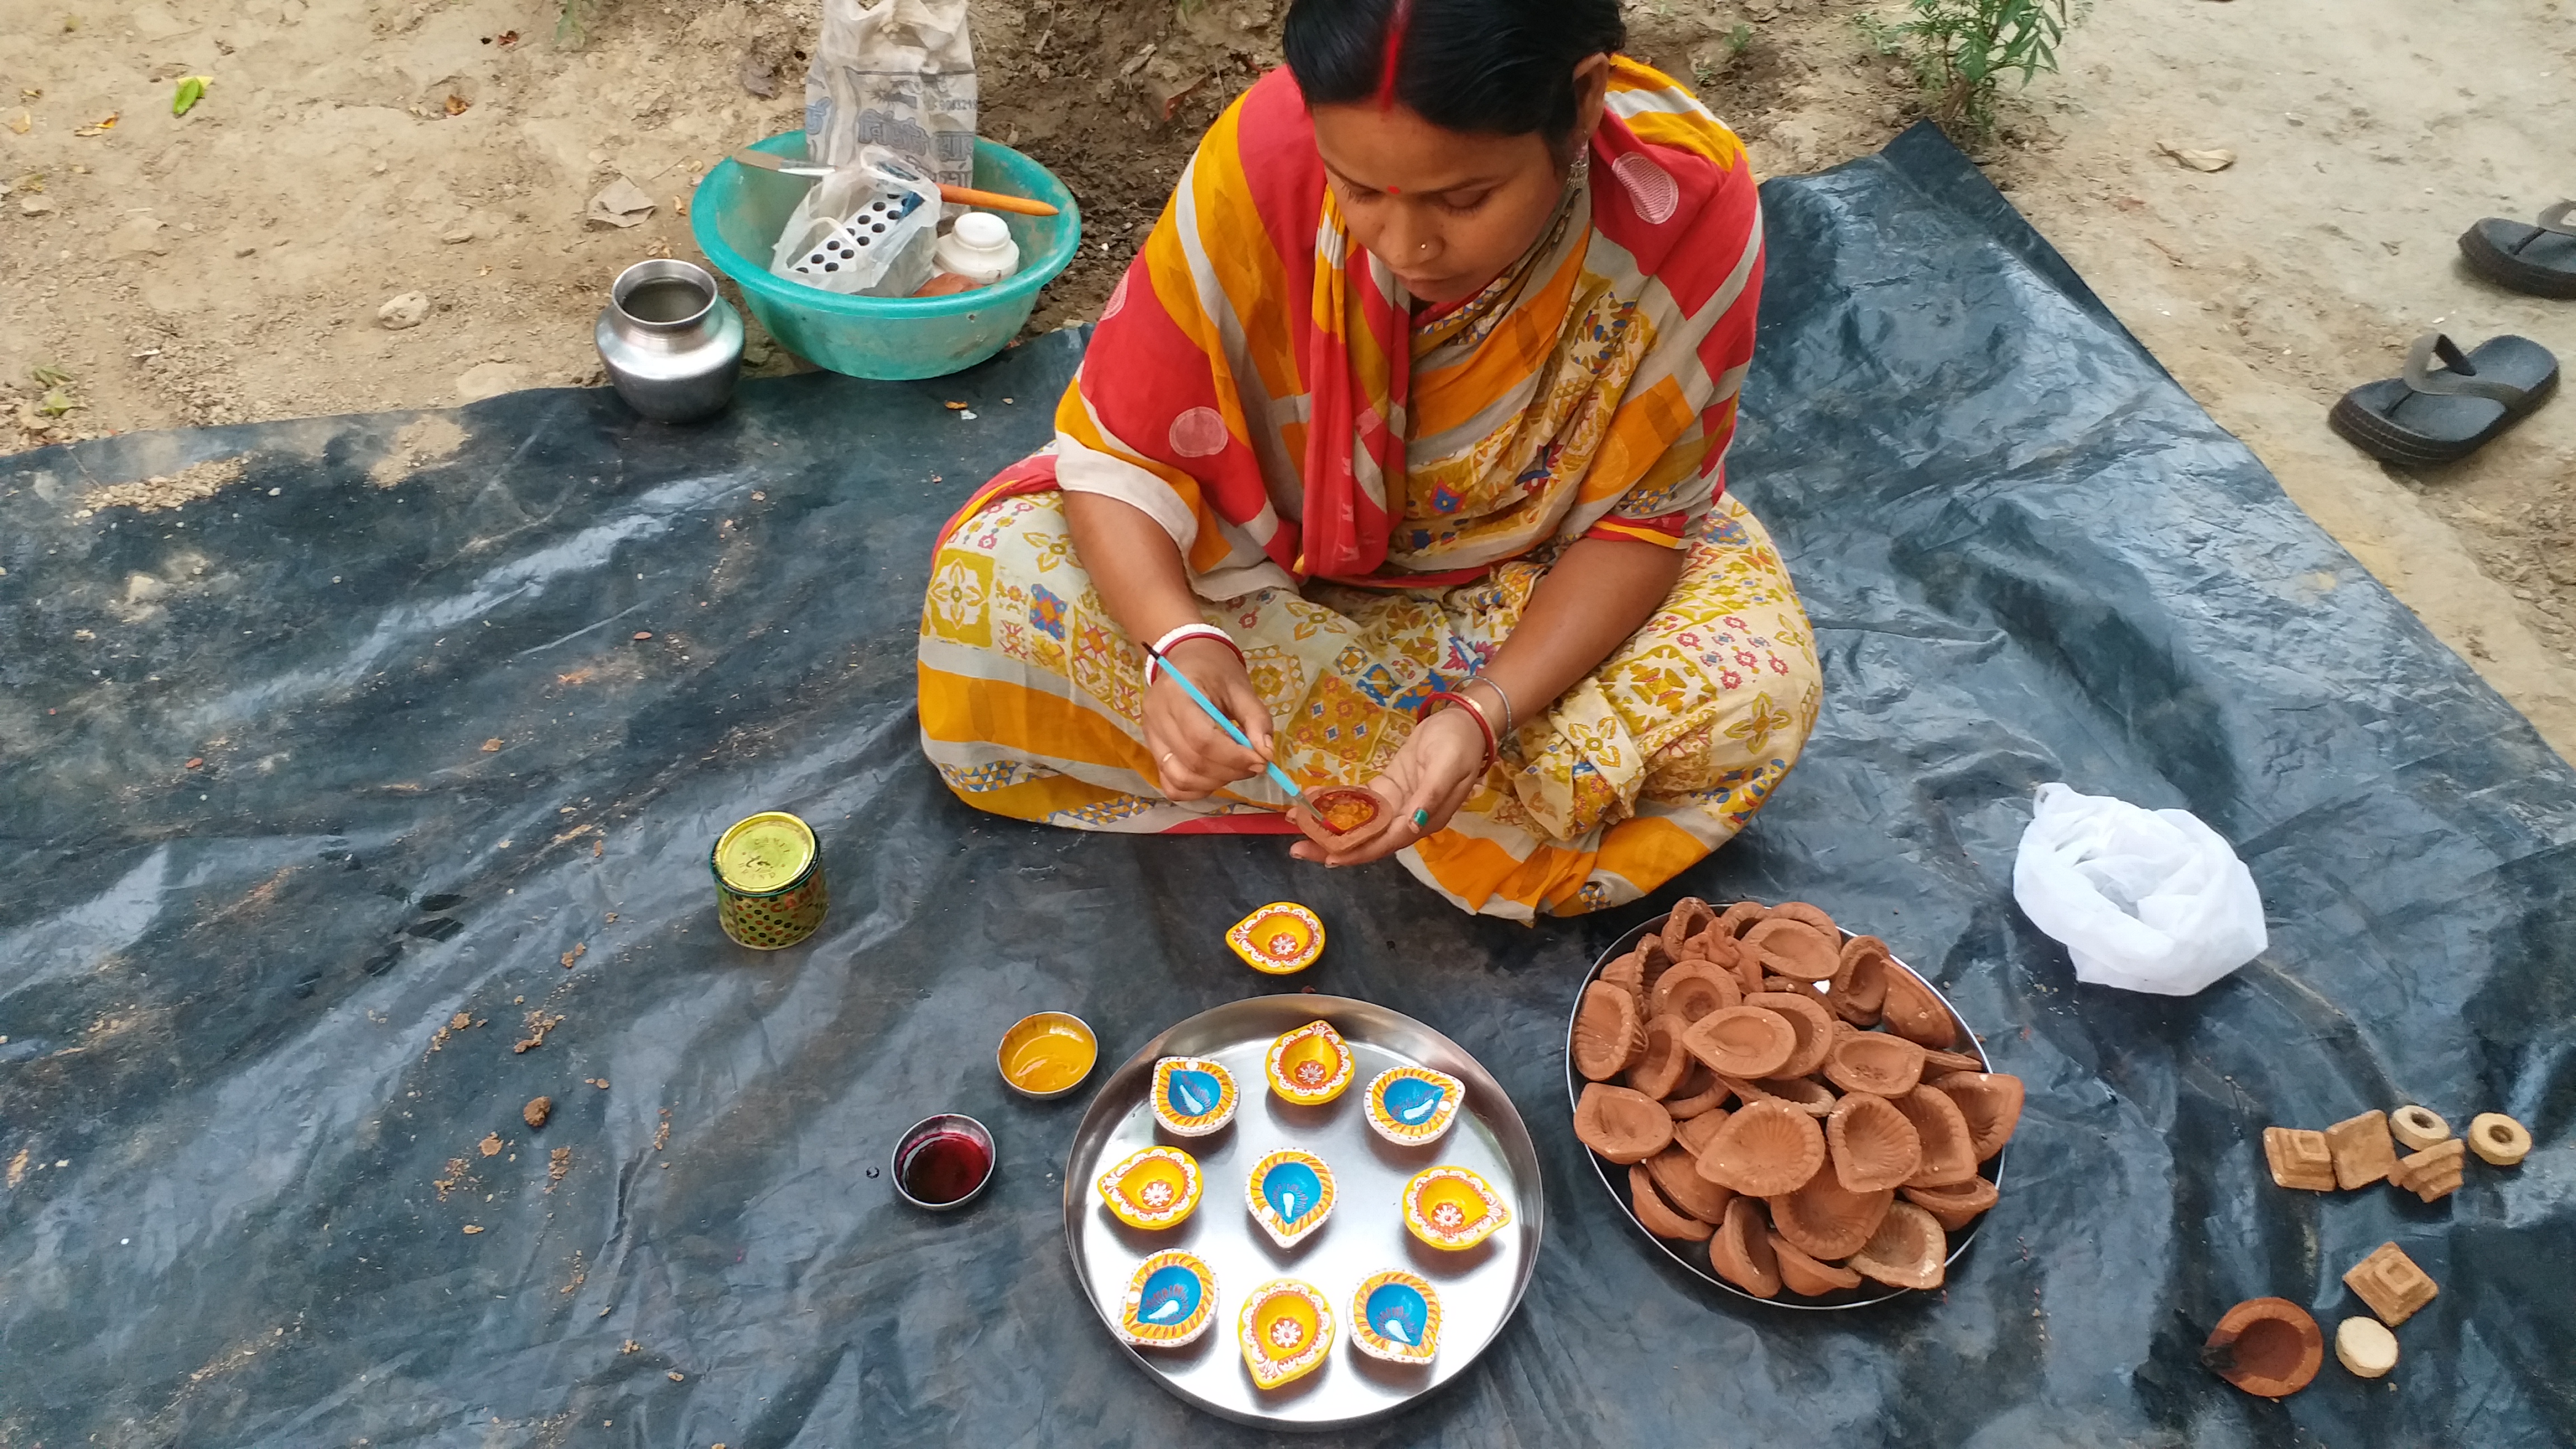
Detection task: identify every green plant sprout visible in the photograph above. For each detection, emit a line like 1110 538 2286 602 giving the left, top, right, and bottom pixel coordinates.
1860 0 2080 144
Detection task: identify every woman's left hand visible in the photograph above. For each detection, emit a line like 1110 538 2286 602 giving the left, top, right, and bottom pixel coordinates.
1289 707 1490 868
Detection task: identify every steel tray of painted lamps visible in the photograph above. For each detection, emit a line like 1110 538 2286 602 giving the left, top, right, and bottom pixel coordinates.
1117 1251 1219 1348
1348 1271 1441 1366
1096 1145 1204 1230
1246 1148 1337 1249
1228 902 1326 976
1238 1279 1336 1390
1401 1166 1512 1251
1265 1019 1356 1106
1152 1056 1240 1137
1363 1066 1464 1147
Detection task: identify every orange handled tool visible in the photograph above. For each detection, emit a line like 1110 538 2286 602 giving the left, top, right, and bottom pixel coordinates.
939 183 1059 218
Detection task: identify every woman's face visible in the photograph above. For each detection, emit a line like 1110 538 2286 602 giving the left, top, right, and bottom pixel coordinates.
1309 58 1609 305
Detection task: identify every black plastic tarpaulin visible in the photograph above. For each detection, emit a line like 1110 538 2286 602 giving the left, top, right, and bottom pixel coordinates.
3 126 2570 1447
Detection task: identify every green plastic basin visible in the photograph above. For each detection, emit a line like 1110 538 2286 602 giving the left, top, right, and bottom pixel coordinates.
690 132 1082 381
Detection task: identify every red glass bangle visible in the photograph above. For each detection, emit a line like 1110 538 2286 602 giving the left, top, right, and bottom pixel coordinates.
1415 690 1498 769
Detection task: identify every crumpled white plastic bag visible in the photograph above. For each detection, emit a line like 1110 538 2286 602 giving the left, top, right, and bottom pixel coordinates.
2011 782 2267 995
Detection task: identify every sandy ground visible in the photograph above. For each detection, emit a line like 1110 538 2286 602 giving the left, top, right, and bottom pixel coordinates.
4 0 2573 754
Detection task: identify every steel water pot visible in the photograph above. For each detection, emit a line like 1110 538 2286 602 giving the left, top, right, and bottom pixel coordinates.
594 258 744 423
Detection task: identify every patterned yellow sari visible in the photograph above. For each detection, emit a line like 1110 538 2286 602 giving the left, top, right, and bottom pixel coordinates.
916 59 1821 919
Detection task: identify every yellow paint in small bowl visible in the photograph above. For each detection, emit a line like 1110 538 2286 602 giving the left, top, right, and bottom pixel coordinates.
997 1011 1098 1099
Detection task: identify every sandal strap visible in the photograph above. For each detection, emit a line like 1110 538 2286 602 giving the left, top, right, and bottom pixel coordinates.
2537 200 2576 239
2403 333 2525 405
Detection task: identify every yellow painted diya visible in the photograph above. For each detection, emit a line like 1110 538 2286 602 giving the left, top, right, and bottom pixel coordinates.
1096 1145 1203 1230
1150 1056 1239 1138
1401 1165 1511 1251
1264 1020 1355 1106
1227 902 1326 975
1349 1270 1442 1365
1363 1065 1464 1147
1245 1148 1336 1249
1116 1251 1218 1347
1238 1278 1335 1390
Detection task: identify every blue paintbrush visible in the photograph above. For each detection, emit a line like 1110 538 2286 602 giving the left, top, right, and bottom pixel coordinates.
1145 645 1345 834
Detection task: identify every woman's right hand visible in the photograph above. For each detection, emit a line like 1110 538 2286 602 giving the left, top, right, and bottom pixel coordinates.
1143 636 1274 799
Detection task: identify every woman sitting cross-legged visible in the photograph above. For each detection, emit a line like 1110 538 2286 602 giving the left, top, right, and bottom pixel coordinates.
917 0 1820 919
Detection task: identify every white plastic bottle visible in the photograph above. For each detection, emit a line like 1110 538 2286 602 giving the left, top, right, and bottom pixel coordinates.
931 212 1022 286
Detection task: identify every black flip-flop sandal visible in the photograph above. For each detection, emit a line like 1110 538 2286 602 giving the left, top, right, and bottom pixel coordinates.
2327 332 2558 466
2459 201 2576 298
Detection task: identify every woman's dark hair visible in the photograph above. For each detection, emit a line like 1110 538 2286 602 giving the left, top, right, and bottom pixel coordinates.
1282 0 1626 141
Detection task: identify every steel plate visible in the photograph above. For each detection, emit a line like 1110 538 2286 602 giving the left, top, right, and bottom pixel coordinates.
1565 909 2006 1309
1063 995 1543 1429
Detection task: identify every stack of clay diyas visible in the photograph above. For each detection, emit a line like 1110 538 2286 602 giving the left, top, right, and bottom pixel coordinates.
1570 898 2023 1300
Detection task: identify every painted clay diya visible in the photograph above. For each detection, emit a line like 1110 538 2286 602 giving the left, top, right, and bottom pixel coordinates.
1302 786 1382 835
1349 1270 1442 1365
1402 1165 1512 1251
995 1011 1097 1099
1246 1148 1337 1248
1238 1278 1336 1390
1365 1065 1464 1147
1227 902 1327 975
1116 1251 1218 1348
1265 1019 1356 1106
1151 1055 1240 1137
1096 1144 1204 1230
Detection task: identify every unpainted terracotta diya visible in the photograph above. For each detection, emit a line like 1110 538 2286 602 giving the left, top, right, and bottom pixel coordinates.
1890 1083 1980 1188
1096 1144 1204 1230
1846 1200 1948 1291
2202 1297 2324 1398
1239 1278 1336 1389
1741 917 1839 982
1931 1071 2025 1161
1573 1083 1674 1164
1630 1162 1715 1241
1708 1196 1782 1298
1227 901 1326 975
1349 1270 1441 1365
1769 1172 1894 1261
1696 1098 1824 1197
1572 979 1645 1080
1681 1005 1797 1080
1745 990 1837 1078
1152 1055 1240 1137
1264 1019 1355 1105
1624 1015 1696 1102
1649 960 1741 1024
1824 1031 1926 1097
1825 1091 1923 1194
1403 1165 1512 1251
1900 1174 1999 1231
1365 1064 1464 1146
1769 1230 1862 1295
1116 1251 1219 1347
1301 786 1382 835
1246 1148 1337 1248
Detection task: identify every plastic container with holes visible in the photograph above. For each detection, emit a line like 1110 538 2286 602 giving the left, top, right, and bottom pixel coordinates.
691 131 1082 381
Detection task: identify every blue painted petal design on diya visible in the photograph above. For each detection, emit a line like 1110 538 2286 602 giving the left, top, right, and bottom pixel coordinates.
1116 1251 1218 1347
1151 1056 1239 1138
1349 1271 1441 1365
1263 1020 1355 1106
1096 1145 1203 1230
1238 1278 1335 1390
1363 1065 1464 1147
1245 1148 1337 1248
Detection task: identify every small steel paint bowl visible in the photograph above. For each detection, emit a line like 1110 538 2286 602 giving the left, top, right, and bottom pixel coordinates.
891 1113 997 1211
996 1011 1099 1100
